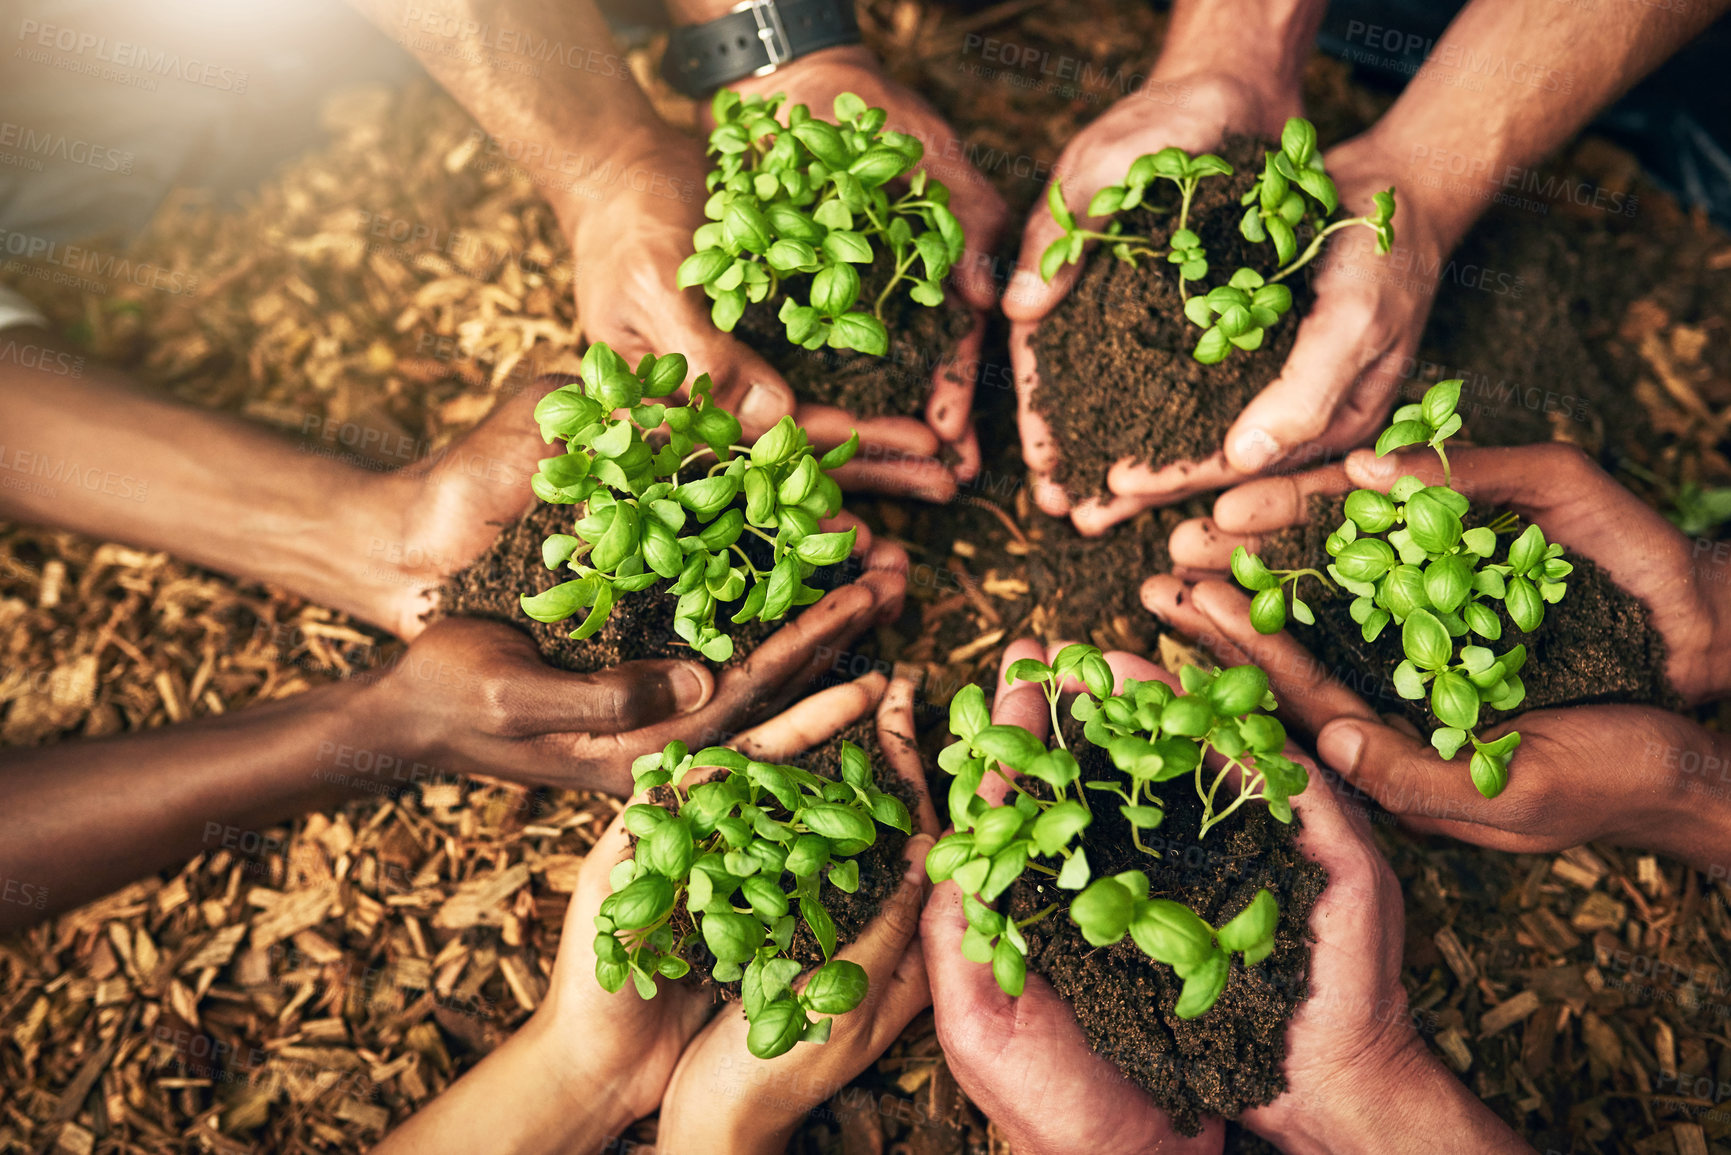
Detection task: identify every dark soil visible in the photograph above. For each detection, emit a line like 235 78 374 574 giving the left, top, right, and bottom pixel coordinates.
1005 725 1328 1135
660 721 919 998
735 248 974 419
1258 495 1682 730
435 500 857 673
1030 135 1314 502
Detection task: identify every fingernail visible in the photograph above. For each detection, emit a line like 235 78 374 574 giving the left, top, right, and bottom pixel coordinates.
1318 720 1364 773
739 381 788 428
1231 427 1281 472
671 662 712 712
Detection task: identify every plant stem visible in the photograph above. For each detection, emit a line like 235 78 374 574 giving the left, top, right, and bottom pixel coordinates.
872 246 919 319
1267 216 1373 285
1015 903 1059 928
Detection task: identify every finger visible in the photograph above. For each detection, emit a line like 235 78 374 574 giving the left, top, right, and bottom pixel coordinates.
1105 450 1243 503
795 404 940 458
734 672 888 762
950 415 982 485
928 311 983 443
1003 178 1084 324
572 808 633 915
879 672 941 836
1009 322 1061 479
1224 254 1393 474
1167 517 1260 577
666 317 799 444
992 639 1052 739
1069 490 1162 537
1315 715 1490 824
833 833 934 983
1211 466 1354 536
827 448 958 504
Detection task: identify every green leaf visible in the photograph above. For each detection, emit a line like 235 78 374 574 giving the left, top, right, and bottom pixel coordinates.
1216 890 1278 953
520 578 593 624
1430 671 1481 731
1505 576 1543 632
794 530 855 567
1249 586 1287 634
1266 215 1296 264
1032 800 1092 856
1405 490 1464 555
829 312 888 355
991 937 1026 997
974 725 1048 770
609 875 674 930
1508 524 1547 576
1174 951 1229 1019
1046 179 1075 230
1070 878 1133 947
801 895 838 959
1057 847 1091 890
1470 748 1510 798
1343 489 1397 534
1375 420 1431 457
1127 899 1214 967
802 804 877 847
1210 666 1269 717
1280 118 1317 166
1403 609 1452 672
1432 727 1468 760
745 998 806 1059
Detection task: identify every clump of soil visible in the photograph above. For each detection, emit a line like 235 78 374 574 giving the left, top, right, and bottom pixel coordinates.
1031 135 1312 502
661 721 919 997
1006 725 1327 1135
735 248 974 418
436 501 857 673
1258 495 1682 729
1024 505 1195 647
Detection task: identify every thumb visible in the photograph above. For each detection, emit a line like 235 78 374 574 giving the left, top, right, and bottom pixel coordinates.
1224 271 1395 474
672 317 797 443
496 655 716 737
1316 716 1487 825
834 834 933 981
1003 177 1084 324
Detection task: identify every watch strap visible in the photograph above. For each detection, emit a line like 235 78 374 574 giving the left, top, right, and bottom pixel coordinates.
662 0 860 98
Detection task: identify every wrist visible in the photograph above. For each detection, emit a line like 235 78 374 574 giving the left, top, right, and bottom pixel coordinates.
1638 726 1731 873
1152 0 1323 123
1251 1038 1519 1155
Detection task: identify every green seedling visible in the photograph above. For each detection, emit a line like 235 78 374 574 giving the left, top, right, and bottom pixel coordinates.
1232 379 1573 797
1039 117 1395 364
679 90 965 357
598 738 913 1059
520 341 859 662
927 643 1304 1018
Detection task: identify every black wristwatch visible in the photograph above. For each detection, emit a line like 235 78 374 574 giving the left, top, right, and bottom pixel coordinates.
662 0 861 98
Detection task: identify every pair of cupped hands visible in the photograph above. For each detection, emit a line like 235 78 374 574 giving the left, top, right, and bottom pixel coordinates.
379 652 1433 1155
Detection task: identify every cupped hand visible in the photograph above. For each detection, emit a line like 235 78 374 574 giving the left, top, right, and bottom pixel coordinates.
360 538 909 794
1166 441 1731 703
1142 573 1731 869
719 45 1010 487
655 669 940 1152
921 640 1225 1155
1003 74 1295 531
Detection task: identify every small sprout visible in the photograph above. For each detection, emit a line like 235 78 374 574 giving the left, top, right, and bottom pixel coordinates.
928 646 1304 1019
1230 379 1570 799
598 738 912 1059
521 342 860 660
683 92 964 356
1039 118 1397 364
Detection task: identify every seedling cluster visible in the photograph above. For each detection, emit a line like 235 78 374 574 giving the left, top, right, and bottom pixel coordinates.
926 644 1303 1018
1232 380 1574 797
597 739 913 1059
520 341 859 662
1040 118 1395 364
679 91 965 357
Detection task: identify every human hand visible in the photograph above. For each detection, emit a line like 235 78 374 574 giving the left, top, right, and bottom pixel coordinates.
921 640 1225 1154
716 44 1010 485
1165 442 1731 703
1142 573 1731 873
654 669 940 1152
358 538 909 794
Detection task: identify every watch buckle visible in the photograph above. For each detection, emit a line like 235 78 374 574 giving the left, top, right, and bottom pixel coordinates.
732 0 792 76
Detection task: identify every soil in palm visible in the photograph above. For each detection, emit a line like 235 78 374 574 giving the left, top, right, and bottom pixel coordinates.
436 501 859 673
1030 135 1312 502
1257 495 1682 730
736 248 974 418
1005 724 1327 1136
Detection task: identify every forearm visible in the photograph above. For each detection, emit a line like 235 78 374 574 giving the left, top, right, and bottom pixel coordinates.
1152 0 1327 101
1364 0 1731 251
0 681 367 930
1636 727 1731 875
344 0 676 232
1256 1043 1529 1155
375 1012 639 1155
0 333 409 631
